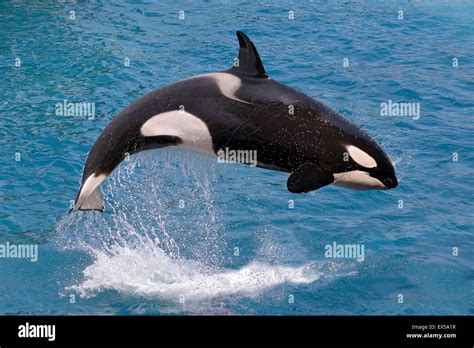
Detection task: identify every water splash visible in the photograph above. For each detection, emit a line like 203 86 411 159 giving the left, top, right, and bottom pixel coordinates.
66 239 322 301
55 150 324 304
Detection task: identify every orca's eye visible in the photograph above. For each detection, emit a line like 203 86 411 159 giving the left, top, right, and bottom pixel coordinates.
383 177 398 189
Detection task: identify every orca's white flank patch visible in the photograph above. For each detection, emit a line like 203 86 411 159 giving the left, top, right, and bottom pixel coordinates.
140 110 215 156
333 170 385 190
191 73 252 104
346 145 377 168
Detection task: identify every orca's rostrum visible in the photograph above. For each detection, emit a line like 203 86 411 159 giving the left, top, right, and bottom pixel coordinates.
73 31 398 212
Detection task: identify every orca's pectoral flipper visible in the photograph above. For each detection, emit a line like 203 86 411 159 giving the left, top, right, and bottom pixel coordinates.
230 31 268 78
287 162 334 193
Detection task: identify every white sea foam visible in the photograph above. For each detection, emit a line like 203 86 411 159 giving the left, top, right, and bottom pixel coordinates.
68 241 321 301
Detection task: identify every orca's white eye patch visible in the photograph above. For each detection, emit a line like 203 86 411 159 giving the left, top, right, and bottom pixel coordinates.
346 145 377 168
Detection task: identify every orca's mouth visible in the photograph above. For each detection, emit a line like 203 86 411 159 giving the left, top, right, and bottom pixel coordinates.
367 166 398 190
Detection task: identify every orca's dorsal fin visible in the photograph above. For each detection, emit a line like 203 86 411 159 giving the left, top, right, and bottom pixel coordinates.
230 31 268 78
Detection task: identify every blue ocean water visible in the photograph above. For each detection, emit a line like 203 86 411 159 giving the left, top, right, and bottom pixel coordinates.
0 0 473 315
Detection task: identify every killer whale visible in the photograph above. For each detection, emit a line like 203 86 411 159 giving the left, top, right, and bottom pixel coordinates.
73 31 398 211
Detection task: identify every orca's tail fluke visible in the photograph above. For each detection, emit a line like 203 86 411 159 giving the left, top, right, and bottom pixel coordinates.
73 189 104 212
71 173 107 212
